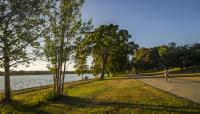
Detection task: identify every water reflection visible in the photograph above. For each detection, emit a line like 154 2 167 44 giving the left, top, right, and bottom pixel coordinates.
0 74 93 91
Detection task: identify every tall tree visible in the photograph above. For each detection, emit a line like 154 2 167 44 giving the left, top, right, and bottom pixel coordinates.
107 30 138 76
0 0 49 103
84 24 119 79
149 47 160 70
134 48 151 72
44 0 84 97
158 45 171 69
82 24 138 79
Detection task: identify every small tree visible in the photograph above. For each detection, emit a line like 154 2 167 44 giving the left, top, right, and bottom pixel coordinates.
44 0 84 97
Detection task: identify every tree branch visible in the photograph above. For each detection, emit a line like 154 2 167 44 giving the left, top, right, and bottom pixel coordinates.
10 57 36 67
9 31 44 55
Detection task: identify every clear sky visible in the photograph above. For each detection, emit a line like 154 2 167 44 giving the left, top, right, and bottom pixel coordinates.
14 0 200 71
82 0 200 47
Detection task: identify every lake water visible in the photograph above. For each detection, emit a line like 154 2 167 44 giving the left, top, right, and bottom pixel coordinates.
0 74 94 91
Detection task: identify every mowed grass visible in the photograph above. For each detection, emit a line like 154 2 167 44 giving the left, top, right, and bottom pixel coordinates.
0 78 200 114
141 66 200 78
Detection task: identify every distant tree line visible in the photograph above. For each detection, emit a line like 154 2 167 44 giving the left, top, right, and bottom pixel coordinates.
133 42 200 72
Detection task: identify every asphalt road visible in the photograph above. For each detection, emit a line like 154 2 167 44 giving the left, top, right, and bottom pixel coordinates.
135 75 200 104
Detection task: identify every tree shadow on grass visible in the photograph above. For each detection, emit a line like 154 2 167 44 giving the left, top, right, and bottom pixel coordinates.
6 95 200 114
0 100 51 114
50 96 200 114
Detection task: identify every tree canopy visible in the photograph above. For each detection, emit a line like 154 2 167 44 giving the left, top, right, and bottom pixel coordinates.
75 24 138 79
133 42 200 72
0 0 50 103
44 0 85 97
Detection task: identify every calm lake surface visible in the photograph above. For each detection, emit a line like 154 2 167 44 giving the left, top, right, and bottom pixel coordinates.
0 74 93 91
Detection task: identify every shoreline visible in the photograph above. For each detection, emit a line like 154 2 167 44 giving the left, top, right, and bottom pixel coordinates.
0 73 92 76
1 77 199 113
0 78 96 95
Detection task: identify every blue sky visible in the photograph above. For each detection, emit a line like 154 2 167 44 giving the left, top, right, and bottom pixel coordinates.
14 0 200 71
82 0 200 47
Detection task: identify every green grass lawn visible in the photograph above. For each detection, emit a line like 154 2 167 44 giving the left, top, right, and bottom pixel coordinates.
0 78 200 114
141 66 200 78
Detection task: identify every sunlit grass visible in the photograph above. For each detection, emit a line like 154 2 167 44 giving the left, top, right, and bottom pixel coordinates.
0 78 200 114
144 67 181 74
142 66 200 77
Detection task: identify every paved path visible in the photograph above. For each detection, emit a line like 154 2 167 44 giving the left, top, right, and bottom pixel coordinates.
135 75 200 104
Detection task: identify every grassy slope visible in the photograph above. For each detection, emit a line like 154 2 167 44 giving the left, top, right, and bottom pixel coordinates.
141 66 200 77
0 78 200 114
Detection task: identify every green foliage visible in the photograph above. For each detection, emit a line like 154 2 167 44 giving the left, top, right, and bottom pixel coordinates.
107 30 138 76
0 0 51 103
0 0 50 67
44 0 85 96
78 24 138 78
134 48 151 72
158 45 171 68
133 42 200 72
73 19 93 78
149 47 160 69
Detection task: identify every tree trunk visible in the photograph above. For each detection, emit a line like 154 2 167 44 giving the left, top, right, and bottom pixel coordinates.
4 51 11 104
53 73 56 93
3 33 11 104
61 60 67 95
58 28 65 96
101 55 105 80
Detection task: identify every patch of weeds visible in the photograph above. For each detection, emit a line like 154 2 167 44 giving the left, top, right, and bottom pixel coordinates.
23 91 56 106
